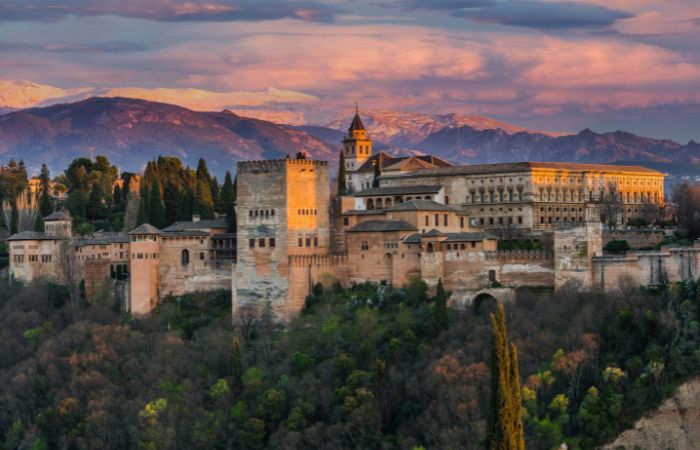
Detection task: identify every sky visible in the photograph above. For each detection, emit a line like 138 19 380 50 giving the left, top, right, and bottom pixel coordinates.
0 0 699 142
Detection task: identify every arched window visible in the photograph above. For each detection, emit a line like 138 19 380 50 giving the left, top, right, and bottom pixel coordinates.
181 249 190 266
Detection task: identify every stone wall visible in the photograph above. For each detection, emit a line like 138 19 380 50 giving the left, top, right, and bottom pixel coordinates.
603 229 668 249
592 243 700 293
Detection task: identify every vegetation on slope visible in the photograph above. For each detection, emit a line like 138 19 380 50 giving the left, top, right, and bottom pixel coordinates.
0 278 700 449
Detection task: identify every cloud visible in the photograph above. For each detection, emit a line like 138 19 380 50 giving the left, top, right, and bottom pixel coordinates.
400 0 495 10
0 41 150 53
451 0 633 30
0 0 339 23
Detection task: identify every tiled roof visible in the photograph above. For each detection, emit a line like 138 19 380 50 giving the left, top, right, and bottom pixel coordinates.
7 231 60 241
354 184 443 197
75 233 130 245
342 209 386 216
388 199 455 212
162 218 227 231
128 224 161 235
212 233 236 239
44 210 71 221
346 220 417 233
384 161 663 180
348 112 365 132
401 231 496 244
161 229 209 237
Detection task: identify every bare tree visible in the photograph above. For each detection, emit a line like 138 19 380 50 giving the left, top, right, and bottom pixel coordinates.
599 181 623 228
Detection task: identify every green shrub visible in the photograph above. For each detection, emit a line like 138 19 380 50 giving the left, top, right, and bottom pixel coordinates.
604 240 630 253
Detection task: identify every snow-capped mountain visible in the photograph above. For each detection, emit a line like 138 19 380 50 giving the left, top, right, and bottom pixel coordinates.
318 109 564 147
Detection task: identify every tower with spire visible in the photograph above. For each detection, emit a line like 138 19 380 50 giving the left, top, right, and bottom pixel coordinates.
341 104 373 191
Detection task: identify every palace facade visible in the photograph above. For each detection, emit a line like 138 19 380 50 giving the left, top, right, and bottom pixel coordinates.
7 111 696 322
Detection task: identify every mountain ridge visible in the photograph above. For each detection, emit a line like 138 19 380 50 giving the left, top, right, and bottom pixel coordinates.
0 96 698 179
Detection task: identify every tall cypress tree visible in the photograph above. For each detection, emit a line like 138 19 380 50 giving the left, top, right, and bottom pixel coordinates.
194 178 215 220
136 194 148 227
487 303 524 450
338 152 347 194
38 164 53 218
221 171 236 232
87 182 104 220
372 154 382 188
148 177 166 228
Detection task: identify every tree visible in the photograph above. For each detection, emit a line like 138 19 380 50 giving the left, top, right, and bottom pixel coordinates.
433 278 449 334
372 155 382 188
136 194 148 227
148 177 166 228
338 152 347 195
194 178 215 220
599 181 623 228
487 303 525 450
39 164 53 218
221 171 236 232
87 182 104 220
673 181 700 240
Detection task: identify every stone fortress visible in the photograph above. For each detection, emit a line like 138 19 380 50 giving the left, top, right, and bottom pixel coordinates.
7 110 699 320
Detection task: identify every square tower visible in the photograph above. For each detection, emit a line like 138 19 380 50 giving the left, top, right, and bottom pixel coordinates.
342 108 372 176
233 157 330 319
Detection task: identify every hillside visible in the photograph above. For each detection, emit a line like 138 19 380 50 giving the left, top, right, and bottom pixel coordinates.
1 278 699 449
0 97 335 174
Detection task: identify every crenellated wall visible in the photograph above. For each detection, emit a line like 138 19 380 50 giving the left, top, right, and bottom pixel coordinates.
592 243 700 292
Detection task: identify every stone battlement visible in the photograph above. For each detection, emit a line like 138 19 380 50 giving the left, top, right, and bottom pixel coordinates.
485 249 553 261
237 159 329 171
288 253 349 267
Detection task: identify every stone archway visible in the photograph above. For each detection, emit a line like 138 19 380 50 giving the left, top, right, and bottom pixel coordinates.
472 292 498 315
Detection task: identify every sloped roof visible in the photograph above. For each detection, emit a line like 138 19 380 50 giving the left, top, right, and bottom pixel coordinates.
44 210 71 221
342 209 386 216
355 153 453 174
348 112 365 132
128 224 161 235
346 220 417 233
7 231 60 241
162 218 227 231
354 184 443 197
386 161 663 180
388 199 455 212
402 231 496 244
161 229 209 237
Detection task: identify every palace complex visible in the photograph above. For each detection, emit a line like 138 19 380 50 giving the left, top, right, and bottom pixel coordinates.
7 110 698 321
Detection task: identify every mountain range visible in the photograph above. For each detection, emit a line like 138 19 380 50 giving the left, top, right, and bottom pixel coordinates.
0 95 698 180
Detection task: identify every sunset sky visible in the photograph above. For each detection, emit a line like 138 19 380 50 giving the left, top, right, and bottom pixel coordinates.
1 0 699 141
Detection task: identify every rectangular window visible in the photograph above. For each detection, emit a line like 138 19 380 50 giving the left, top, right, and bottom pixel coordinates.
343 217 349 226
361 241 369 251
445 196 449 205
425 215 429 226
460 217 464 228
200 252 205 260
259 238 266 248
314 237 318 247
471 242 476 248
269 238 276 248
29 255 38 262
443 214 448 226
249 239 255 249
298 238 303 247
306 238 311 247
434 214 439 226
518 217 523 224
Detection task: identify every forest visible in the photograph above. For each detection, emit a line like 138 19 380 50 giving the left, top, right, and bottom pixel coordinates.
0 155 237 238
1 276 700 449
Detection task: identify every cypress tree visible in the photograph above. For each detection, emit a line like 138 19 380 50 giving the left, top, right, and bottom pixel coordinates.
136 193 148 226
372 154 382 188
113 184 123 212
87 182 104 220
210 176 223 214
148 177 166 228
232 336 243 388
194 177 215 220
433 278 449 334
221 171 236 232
34 215 44 232
487 303 524 450
38 164 53 218
338 152 347 194
10 200 18 234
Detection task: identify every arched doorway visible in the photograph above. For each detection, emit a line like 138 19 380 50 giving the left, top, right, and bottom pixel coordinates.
181 249 190 266
472 293 498 316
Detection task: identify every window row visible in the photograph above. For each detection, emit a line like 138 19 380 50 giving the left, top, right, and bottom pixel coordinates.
298 236 318 247
249 209 276 218
478 216 524 226
469 190 523 203
249 238 276 249
298 209 317 216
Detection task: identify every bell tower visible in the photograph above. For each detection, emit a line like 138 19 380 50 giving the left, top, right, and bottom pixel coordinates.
341 104 372 175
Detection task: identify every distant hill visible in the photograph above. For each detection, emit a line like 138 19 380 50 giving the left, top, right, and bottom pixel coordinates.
0 96 698 180
0 97 335 175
